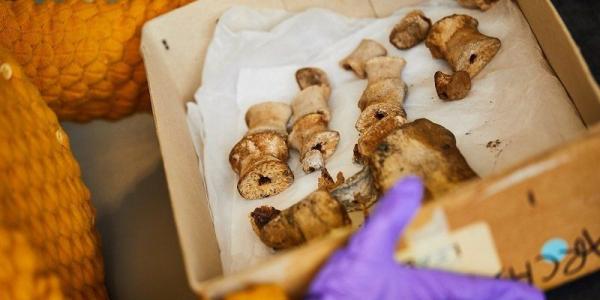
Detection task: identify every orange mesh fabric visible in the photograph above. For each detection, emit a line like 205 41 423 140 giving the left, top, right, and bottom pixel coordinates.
0 227 64 300
0 0 193 122
0 47 107 299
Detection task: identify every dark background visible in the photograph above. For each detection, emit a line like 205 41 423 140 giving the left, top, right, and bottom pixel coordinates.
551 0 600 84
546 1 599 298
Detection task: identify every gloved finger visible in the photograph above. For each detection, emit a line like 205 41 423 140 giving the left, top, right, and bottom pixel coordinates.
404 268 544 300
346 176 423 260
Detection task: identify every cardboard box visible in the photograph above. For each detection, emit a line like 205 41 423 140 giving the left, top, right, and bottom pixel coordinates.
140 0 600 297
196 126 600 299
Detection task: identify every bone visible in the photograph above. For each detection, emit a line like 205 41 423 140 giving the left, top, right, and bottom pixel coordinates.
369 118 478 200
389 10 432 49
426 14 501 78
250 117 478 248
363 55 407 85
250 49 481 249
229 102 294 199
357 115 407 159
434 70 471 101
358 56 407 110
289 85 331 126
356 56 408 138
354 57 476 204
289 68 340 173
355 102 407 136
329 166 378 212
250 190 350 250
340 39 387 79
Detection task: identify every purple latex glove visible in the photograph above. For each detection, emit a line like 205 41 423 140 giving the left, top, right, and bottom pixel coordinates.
308 176 544 300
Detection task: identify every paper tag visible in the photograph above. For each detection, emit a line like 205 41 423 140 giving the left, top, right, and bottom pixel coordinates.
396 222 502 276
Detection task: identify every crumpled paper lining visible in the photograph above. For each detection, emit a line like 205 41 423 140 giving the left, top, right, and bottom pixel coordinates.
187 0 584 274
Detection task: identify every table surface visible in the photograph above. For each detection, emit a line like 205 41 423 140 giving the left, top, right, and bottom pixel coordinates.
62 1 599 299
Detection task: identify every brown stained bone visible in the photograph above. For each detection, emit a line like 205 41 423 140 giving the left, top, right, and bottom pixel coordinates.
352 144 363 164
330 166 378 212
250 206 281 230
288 113 340 173
369 118 478 200
250 190 350 250
357 116 406 159
390 10 432 49
426 14 501 78
457 0 499 11
356 102 407 135
340 39 387 79
318 168 345 191
434 70 471 100
353 56 408 163
356 56 407 135
289 69 340 173
250 118 478 248
230 102 294 199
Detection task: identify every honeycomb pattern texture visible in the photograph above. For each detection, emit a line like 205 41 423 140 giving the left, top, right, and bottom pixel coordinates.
0 228 64 300
0 0 193 122
0 47 107 299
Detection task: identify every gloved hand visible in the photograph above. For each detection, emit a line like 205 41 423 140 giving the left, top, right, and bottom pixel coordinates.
308 176 544 300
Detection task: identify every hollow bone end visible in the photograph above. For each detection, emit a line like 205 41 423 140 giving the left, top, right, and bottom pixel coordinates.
356 102 407 134
251 190 350 250
250 206 281 230
357 115 406 159
289 113 328 150
249 205 301 250
302 150 325 173
238 156 294 199
301 130 340 173
455 36 501 77
434 70 471 101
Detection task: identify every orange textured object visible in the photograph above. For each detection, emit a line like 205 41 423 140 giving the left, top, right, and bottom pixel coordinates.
0 0 193 122
0 47 107 298
224 284 289 300
0 228 64 300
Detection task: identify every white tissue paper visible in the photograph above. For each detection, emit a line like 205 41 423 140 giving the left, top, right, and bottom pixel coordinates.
187 0 585 274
